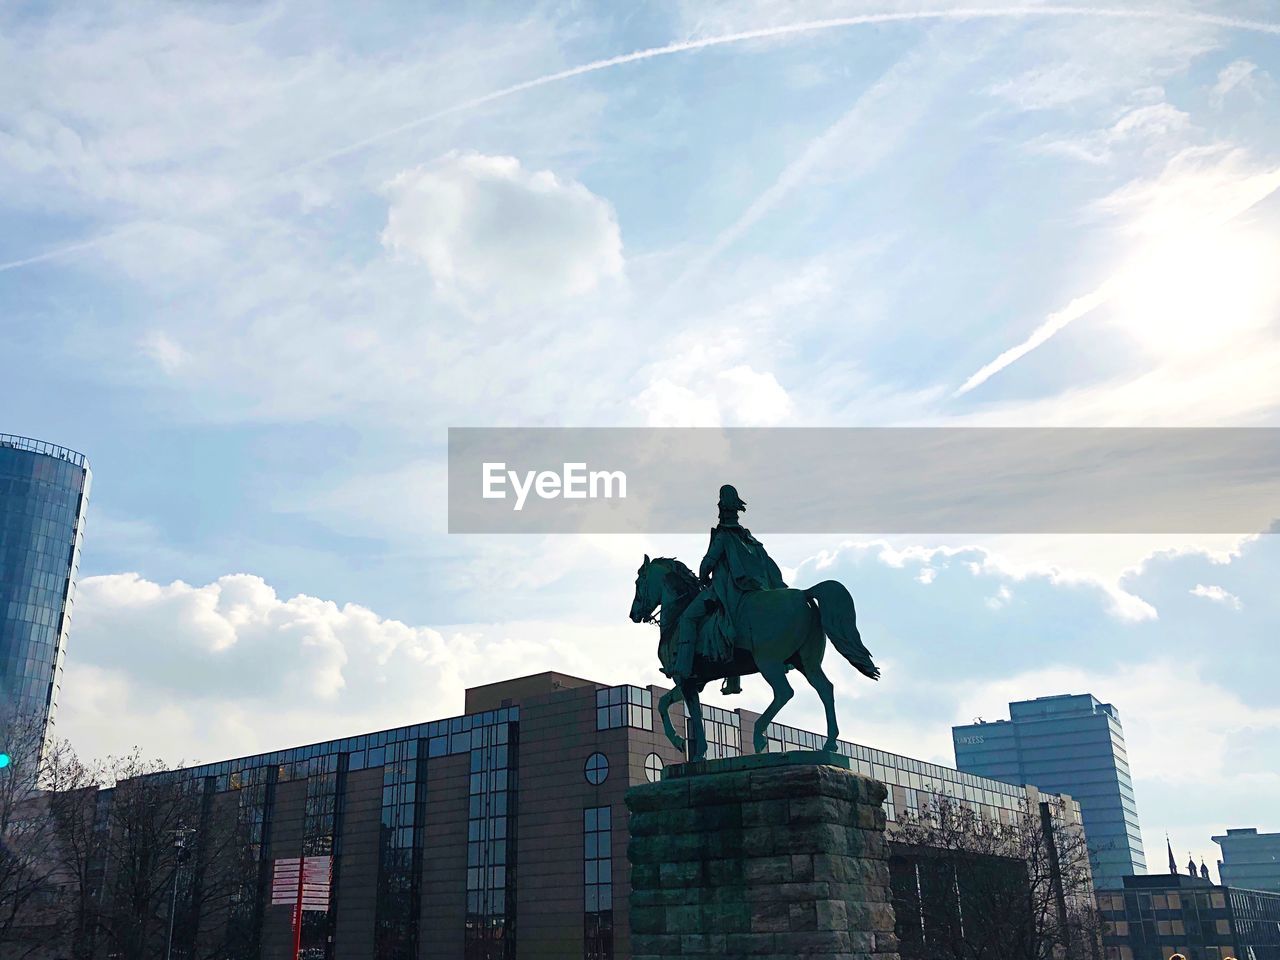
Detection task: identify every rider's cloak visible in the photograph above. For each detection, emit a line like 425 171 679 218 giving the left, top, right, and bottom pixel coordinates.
700 523 787 638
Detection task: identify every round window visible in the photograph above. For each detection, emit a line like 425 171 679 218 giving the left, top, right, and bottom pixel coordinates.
644 753 664 783
585 751 609 785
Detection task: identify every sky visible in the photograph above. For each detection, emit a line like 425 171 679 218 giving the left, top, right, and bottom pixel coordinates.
2 0 1279 877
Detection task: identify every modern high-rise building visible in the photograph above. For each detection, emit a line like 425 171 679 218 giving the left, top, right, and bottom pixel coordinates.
952 693 1146 888
0 434 92 739
1213 828 1280 894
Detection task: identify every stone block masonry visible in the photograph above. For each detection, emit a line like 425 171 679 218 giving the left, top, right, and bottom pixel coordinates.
626 751 900 960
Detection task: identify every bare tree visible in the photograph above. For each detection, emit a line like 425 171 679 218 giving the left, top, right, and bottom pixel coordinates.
71 752 244 960
0 713 60 958
892 794 1100 960
2 740 246 960
41 743 105 960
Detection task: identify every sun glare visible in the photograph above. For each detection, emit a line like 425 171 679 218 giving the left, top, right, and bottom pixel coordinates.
1109 226 1280 357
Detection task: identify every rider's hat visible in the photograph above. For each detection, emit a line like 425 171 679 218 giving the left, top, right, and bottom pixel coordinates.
718 484 747 512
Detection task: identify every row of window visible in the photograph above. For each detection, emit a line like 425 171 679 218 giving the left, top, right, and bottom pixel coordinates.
465 726 517 960
584 806 613 960
302 765 342 960
376 739 424 960
1105 946 1238 960
596 684 653 732
187 706 521 783
583 750 663 785
1100 891 1230 915
695 704 741 760
2 600 67 626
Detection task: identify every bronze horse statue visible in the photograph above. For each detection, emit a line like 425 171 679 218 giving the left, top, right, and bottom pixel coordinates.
629 555 879 761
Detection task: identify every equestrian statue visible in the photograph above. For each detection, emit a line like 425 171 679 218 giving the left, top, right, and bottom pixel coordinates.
629 485 880 761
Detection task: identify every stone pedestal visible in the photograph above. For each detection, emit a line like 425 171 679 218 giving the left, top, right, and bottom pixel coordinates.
626 751 899 960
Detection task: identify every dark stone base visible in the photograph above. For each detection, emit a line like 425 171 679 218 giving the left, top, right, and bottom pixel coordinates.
626 752 900 960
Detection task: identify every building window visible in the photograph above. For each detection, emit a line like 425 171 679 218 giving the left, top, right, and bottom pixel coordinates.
596 686 652 731
687 704 740 760
584 806 613 960
376 740 424 960
227 764 275 960
465 719 518 960
301 755 341 960
643 753 663 783
585 752 609 785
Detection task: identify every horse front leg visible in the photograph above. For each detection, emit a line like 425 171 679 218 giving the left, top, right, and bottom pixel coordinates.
751 659 794 754
682 681 708 762
658 687 685 752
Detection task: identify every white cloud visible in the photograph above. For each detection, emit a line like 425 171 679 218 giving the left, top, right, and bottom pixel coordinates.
1037 102 1193 165
983 14 1222 112
381 151 624 307
60 571 660 764
800 537 1160 624
138 330 189 374
1190 583 1242 609
632 325 794 427
1212 59 1269 104
635 363 793 427
985 584 1013 610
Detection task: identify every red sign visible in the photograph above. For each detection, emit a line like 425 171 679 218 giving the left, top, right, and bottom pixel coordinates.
272 855 334 960
271 856 331 909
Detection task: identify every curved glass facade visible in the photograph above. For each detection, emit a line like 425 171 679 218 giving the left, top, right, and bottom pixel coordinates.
0 434 91 737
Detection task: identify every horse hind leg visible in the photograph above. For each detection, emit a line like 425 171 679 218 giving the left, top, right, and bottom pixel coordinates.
751 659 794 754
658 687 685 753
682 681 709 762
800 655 840 753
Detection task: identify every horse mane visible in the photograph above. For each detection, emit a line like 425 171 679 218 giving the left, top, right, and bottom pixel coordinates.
649 557 699 653
654 556 698 593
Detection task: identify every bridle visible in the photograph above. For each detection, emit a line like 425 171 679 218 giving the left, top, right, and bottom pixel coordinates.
639 560 698 635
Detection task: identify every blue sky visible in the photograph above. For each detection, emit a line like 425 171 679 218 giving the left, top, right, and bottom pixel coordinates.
2 1 1279 875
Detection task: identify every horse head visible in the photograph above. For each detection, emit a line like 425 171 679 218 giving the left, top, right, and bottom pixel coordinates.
630 554 660 623
630 555 699 624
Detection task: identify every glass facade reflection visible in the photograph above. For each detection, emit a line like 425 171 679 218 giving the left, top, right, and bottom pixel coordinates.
0 434 91 739
766 719 1048 827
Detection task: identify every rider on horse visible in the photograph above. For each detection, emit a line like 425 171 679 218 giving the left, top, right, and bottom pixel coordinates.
675 484 787 695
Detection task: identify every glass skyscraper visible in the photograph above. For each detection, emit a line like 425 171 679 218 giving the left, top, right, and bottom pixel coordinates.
952 693 1147 888
0 434 91 739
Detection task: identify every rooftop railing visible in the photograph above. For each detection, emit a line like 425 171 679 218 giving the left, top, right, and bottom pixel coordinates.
0 433 89 469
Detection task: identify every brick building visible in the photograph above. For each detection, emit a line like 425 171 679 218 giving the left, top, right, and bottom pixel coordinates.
5 671 1088 959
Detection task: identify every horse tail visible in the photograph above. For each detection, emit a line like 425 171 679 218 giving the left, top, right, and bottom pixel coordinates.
803 580 880 681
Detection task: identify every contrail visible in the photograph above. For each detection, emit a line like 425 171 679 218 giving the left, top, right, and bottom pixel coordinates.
4 5 1279 273
954 167 1280 396
954 285 1117 395
288 6 1280 174
662 23 1001 300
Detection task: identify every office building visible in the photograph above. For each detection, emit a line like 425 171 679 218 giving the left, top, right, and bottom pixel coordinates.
5 671 1088 960
1099 873 1280 960
953 692 1146 887
1214 828 1280 894
0 434 91 739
